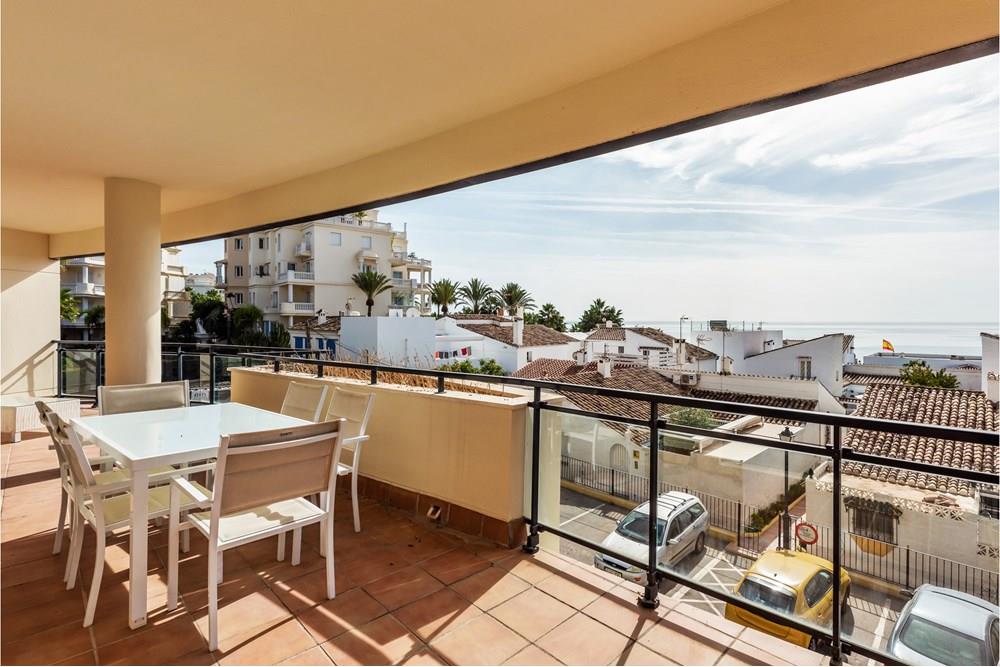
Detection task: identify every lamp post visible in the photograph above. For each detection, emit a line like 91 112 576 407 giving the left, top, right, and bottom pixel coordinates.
224 292 237 344
678 315 689 341
779 426 795 549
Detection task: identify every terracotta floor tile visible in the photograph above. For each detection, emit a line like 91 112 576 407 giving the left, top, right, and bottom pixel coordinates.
269 565 353 613
320 615 425 666
398 648 448 665
216 618 317 666
363 566 444 611
419 548 490 585
392 588 483 643
429 613 528 666
493 553 558 585
489 589 574 642
90 594 188 648
535 612 632 666
296 587 388 643
579 588 662 639
462 542 521 564
0 618 93 665
192 588 292 647
717 639 795 666
670 600 746 638
737 627 826 665
449 565 531 611
615 642 679 666
637 616 733 666
502 645 564 665
340 549 410 588
277 645 334 666
97 614 209 665
534 566 614 610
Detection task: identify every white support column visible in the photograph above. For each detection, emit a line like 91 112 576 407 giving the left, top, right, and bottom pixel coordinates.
104 178 162 385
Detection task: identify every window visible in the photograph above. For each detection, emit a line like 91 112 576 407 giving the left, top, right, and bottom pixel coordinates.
666 512 691 542
234 238 244 250
317 338 324 350
294 336 305 349
234 292 244 304
276 233 281 251
846 498 897 543
258 237 267 250
803 570 832 608
799 357 812 379
287 262 296 272
361 235 372 249
980 494 999 519
271 291 278 308
329 232 342 246
249 291 256 305
234 265 244 277
618 346 625 354
686 504 705 522
526 351 533 362
393 271 403 279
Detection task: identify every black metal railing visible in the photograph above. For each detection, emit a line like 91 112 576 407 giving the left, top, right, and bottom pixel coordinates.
57 348 999 665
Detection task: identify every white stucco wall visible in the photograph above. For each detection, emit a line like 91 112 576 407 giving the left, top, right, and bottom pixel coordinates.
338 315 435 365
742 334 844 396
982 333 999 404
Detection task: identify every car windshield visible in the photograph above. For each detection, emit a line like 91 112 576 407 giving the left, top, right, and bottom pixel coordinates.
737 575 797 615
616 510 666 545
899 616 984 666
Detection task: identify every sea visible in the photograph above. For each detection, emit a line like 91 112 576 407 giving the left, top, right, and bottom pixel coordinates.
626 322 997 359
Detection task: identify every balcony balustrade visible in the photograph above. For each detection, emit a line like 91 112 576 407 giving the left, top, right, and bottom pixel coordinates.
294 242 312 256
277 270 315 282
67 281 105 296
279 301 315 315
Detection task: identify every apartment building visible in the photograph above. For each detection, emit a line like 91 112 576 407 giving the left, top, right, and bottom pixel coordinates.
60 247 190 339
214 210 433 332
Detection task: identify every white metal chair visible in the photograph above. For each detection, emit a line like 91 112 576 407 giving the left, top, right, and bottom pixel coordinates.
60 421 206 628
36 401 127 556
325 388 375 533
98 380 190 415
279 381 330 422
166 420 343 651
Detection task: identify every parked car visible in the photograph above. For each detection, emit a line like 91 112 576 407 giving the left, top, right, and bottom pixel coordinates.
593 491 708 583
887 584 999 666
725 549 850 651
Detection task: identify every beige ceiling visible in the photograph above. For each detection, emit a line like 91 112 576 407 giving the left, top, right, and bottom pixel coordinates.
1 0 996 257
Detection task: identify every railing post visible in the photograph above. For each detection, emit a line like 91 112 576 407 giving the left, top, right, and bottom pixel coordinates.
905 546 911 590
370 367 378 385
640 400 660 609
273 357 280 373
316 361 324 378
737 501 743 550
56 345 64 397
95 349 104 396
523 386 542 554
830 425 844 665
208 350 216 404
176 346 183 382
436 375 445 394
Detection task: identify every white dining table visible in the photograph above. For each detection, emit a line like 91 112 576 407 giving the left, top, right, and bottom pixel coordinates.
70 402 309 629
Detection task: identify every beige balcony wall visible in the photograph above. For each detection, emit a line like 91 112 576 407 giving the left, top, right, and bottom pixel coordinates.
1 228 59 396
229 367 563 530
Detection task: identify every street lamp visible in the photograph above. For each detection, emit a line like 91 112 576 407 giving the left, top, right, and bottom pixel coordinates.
779 426 795 549
678 315 689 341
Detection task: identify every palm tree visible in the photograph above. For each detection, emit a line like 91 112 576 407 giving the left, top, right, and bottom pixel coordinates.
351 268 392 316
430 279 459 316
531 303 566 331
496 282 535 314
457 278 494 313
83 305 105 339
60 288 80 322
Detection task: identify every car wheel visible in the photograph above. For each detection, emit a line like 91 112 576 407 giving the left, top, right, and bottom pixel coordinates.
695 532 706 554
840 585 851 615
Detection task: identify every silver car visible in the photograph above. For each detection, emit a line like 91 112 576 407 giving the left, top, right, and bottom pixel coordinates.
593 491 709 583
888 584 999 666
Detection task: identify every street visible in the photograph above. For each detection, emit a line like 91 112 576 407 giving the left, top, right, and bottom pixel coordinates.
558 488 905 665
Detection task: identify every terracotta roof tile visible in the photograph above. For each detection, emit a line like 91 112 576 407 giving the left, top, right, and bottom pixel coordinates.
688 389 816 425
843 372 904 386
584 326 715 361
458 323 577 347
843 384 998 497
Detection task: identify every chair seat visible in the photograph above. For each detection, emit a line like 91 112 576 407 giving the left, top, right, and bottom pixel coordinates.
336 462 353 476
188 497 325 545
85 480 211 526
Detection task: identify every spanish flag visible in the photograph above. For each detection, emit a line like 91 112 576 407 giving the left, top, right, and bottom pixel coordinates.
882 339 895 352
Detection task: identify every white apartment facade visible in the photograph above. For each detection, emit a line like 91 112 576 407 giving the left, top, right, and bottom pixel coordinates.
60 247 190 338
583 324 718 371
215 210 433 332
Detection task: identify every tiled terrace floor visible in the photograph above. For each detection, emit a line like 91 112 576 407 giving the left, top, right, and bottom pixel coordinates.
1 416 827 665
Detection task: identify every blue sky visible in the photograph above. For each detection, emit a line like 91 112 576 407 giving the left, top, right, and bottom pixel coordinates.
181 55 998 324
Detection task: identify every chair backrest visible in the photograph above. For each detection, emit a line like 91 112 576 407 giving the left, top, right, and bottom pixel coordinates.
279 381 330 422
35 401 68 467
55 417 99 490
99 380 189 416
326 388 375 447
213 420 342 516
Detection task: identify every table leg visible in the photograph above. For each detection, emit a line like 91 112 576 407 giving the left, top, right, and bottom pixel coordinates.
129 469 149 629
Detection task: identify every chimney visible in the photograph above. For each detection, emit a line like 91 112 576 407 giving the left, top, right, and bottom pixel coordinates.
678 340 687 363
573 348 586 365
513 314 524 346
317 313 327 325
604 320 613 328
721 356 733 375
597 357 613 378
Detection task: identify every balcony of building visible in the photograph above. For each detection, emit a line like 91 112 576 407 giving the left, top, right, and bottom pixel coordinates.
391 252 433 270
278 270 316 283
294 242 313 258
279 301 317 316
66 282 105 298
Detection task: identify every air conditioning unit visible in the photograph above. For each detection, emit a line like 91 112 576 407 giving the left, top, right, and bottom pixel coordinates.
674 373 698 386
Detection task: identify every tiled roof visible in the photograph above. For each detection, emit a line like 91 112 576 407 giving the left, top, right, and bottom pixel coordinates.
584 326 716 361
843 372 904 386
952 363 982 371
843 384 998 497
290 315 341 333
982 332 999 340
512 359 581 379
458 323 577 347
444 313 510 322
688 389 816 425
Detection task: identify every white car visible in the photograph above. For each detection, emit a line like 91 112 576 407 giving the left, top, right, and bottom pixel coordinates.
593 491 709 583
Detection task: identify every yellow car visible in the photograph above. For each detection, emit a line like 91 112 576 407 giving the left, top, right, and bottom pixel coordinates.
725 549 851 651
